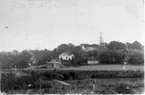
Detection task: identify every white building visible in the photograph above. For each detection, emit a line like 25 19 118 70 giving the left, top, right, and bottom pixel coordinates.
59 52 75 61
81 46 98 52
87 60 99 64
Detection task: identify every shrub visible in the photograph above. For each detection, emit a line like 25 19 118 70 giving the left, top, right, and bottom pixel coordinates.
115 83 134 94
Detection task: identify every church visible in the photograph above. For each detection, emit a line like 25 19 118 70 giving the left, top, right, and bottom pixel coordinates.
98 32 107 49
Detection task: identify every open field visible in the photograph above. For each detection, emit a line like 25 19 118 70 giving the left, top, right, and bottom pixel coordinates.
58 64 144 71
27 64 144 71
1 64 143 75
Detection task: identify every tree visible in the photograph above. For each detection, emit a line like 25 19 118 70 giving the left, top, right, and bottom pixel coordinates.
126 41 143 50
31 49 53 65
72 56 87 66
108 41 126 50
52 48 59 58
97 50 124 64
97 50 109 63
126 42 133 49
68 43 76 53
109 51 124 64
1 53 16 69
73 46 82 53
57 44 69 54
127 50 144 65
15 50 32 68
81 51 90 59
132 41 142 50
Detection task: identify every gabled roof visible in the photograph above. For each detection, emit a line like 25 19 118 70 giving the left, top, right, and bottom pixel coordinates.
60 52 74 56
47 59 61 64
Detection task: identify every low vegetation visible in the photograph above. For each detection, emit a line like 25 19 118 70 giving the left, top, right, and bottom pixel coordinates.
1 70 144 93
2 77 144 94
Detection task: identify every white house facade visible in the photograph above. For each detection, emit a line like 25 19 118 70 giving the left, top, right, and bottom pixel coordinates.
59 52 75 60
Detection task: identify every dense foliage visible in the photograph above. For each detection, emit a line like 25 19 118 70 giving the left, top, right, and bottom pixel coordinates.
127 50 144 65
108 41 126 50
0 41 144 69
98 50 125 64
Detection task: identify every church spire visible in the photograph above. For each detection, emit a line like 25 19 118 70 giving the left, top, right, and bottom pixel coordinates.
99 32 103 44
99 32 105 48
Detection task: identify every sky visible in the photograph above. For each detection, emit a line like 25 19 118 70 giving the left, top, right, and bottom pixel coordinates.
0 0 144 51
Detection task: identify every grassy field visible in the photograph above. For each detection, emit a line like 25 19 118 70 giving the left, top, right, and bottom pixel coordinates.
1 64 143 75
58 64 144 71
20 64 143 71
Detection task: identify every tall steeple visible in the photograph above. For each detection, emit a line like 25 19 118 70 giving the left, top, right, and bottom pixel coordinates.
99 32 103 45
99 32 105 48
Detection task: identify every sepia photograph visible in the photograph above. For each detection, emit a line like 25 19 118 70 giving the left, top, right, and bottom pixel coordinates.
0 0 144 94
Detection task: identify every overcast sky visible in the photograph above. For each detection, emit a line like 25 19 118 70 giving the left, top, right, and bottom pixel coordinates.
0 0 144 51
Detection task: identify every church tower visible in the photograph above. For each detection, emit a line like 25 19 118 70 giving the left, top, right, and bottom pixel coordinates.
99 32 105 48
99 32 103 44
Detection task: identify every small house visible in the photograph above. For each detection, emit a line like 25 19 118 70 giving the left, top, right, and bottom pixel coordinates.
46 59 62 69
87 60 99 64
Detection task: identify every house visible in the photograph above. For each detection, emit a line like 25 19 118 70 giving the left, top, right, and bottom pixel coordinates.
81 45 98 52
59 52 75 61
46 59 62 69
59 52 75 65
87 60 99 64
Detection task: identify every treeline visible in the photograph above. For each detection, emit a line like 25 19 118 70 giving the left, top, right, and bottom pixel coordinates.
0 41 144 69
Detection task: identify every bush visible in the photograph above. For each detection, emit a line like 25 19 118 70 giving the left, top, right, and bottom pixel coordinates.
115 83 134 94
91 70 144 78
31 70 144 80
1 73 20 92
